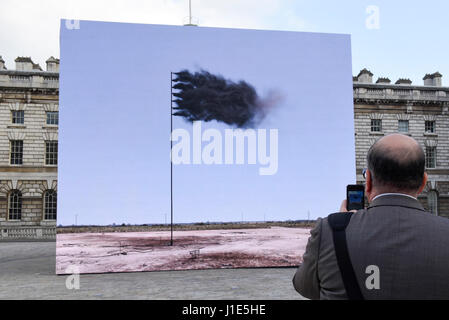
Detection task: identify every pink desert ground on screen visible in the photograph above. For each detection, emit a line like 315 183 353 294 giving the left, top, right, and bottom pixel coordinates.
56 226 311 274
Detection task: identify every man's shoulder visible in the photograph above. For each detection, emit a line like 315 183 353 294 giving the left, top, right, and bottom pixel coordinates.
336 204 449 242
403 209 449 229
359 201 449 226
320 211 361 228
319 204 449 239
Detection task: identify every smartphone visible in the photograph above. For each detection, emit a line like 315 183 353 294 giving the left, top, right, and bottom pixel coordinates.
346 184 365 211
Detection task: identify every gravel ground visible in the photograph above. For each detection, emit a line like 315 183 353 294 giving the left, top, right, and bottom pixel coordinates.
56 227 309 274
0 241 305 300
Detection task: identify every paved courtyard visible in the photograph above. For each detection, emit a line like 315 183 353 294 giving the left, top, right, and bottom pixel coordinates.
0 241 305 300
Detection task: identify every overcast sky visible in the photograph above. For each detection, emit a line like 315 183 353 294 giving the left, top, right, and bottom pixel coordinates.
1 0 449 84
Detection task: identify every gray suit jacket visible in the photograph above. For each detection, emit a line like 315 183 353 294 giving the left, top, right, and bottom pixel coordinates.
293 194 449 300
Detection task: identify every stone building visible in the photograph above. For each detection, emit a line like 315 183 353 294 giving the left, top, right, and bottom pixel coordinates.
0 56 59 239
0 54 447 239
354 69 449 218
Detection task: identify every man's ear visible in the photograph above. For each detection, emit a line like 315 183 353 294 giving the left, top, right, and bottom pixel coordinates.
417 172 428 195
365 169 372 195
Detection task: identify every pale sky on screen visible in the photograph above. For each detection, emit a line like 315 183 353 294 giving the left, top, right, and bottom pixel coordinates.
58 21 354 225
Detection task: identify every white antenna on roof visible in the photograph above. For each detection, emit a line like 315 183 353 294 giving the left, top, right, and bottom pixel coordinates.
183 0 198 26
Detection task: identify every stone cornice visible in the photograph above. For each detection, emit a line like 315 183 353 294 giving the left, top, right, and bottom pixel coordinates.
0 87 59 95
353 82 449 91
0 70 59 77
353 83 449 106
353 97 449 106
0 166 57 173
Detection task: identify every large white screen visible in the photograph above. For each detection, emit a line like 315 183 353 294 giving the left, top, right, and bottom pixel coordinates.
58 20 355 226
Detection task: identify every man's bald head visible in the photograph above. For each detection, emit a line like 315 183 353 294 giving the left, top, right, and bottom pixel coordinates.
367 134 425 192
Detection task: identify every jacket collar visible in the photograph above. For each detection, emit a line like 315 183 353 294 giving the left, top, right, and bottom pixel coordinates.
368 194 426 212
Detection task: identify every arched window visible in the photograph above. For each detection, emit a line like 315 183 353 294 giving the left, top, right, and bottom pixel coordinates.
8 190 22 220
427 190 438 216
44 190 57 220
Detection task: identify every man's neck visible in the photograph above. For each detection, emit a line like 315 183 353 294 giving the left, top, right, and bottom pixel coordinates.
371 192 418 202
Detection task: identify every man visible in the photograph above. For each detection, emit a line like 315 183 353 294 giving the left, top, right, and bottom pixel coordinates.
293 134 449 299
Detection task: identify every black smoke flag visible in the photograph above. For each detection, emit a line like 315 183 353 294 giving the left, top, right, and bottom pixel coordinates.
172 69 280 128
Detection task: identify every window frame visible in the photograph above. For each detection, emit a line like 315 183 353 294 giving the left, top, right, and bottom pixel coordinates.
425 120 435 134
371 119 382 132
398 120 409 133
11 110 24 124
43 190 57 221
425 146 436 168
10 140 23 165
45 140 58 166
8 190 22 221
46 111 59 125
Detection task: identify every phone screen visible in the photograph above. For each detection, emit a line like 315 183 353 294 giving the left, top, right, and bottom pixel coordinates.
348 190 364 205
347 185 365 210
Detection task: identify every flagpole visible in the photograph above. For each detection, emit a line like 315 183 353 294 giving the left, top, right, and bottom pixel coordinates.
170 71 174 246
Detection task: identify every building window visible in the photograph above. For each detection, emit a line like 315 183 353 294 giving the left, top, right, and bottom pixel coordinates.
425 120 435 133
44 190 57 220
46 111 59 125
11 110 24 124
398 120 409 133
10 140 23 165
427 190 438 215
8 190 22 220
45 141 58 165
425 146 436 168
371 119 382 132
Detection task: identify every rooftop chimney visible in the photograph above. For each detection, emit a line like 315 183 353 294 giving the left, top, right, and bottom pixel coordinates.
0 56 5 70
357 68 373 83
395 78 412 85
376 77 391 84
423 72 442 87
46 56 60 72
15 56 34 71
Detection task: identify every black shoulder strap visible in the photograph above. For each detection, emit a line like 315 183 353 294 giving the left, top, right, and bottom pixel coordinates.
328 212 364 300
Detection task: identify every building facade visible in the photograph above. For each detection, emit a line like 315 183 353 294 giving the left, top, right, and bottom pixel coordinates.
0 55 447 239
0 56 59 239
354 69 449 218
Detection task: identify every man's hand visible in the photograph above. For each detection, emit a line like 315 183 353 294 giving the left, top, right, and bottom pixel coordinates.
340 199 357 213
